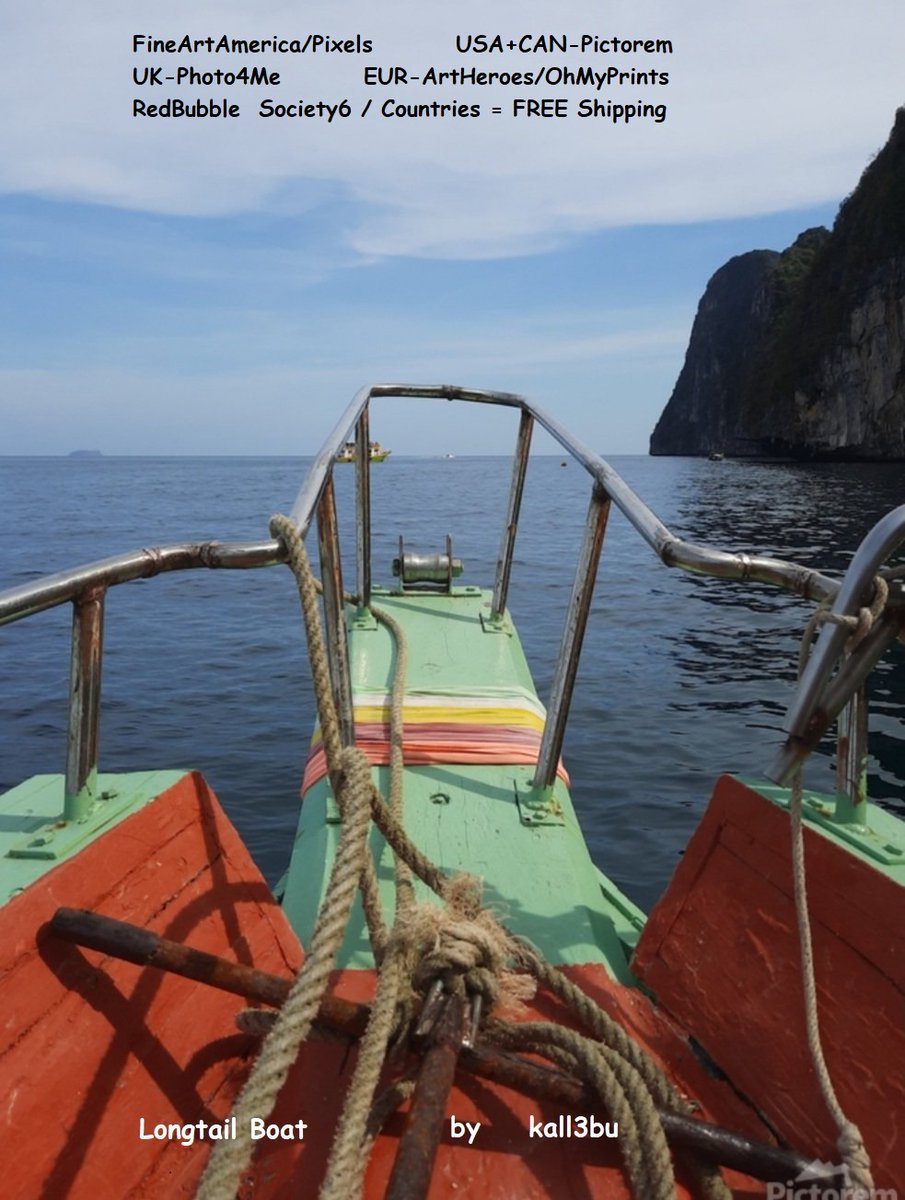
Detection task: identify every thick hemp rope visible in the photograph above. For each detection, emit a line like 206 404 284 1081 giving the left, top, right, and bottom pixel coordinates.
196 515 396 1200
319 590 416 1200
787 579 887 1194
487 1017 676 1200
201 511 730 1200
339 763 714 1197
195 742 375 1200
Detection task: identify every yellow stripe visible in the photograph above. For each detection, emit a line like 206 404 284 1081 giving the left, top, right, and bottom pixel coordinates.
349 703 545 730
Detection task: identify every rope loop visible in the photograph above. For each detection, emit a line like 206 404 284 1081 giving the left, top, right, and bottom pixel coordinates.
199 512 733 1200
405 877 530 1012
799 574 889 675
837 1120 874 1192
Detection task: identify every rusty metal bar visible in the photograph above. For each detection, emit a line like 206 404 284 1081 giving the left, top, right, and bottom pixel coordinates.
48 906 819 1185
64 587 105 821
316 476 355 748
47 907 369 1038
534 487 611 790
385 994 465 1200
355 404 372 610
458 1043 819 1185
491 408 533 622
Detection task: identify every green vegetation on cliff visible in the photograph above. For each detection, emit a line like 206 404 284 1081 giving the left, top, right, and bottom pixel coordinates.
651 108 905 459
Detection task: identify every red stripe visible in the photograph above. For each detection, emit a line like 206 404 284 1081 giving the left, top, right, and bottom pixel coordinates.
301 733 569 794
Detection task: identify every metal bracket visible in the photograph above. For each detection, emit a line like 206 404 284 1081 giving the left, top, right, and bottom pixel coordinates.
796 792 904 865
480 610 513 635
324 779 342 824
514 778 565 826
6 779 133 860
349 606 378 631
763 783 905 866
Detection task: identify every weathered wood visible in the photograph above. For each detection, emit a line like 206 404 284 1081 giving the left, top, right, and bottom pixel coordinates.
459 1044 818 1185
48 906 369 1039
49 905 818 1186
4 773 304 1200
633 775 905 1198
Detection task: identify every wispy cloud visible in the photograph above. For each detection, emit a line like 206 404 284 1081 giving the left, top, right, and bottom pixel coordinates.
3 0 899 455
2 0 901 259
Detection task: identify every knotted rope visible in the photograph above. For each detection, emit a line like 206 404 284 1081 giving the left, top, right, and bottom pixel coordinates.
787 577 887 1194
199 512 732 1200
797 574 888 676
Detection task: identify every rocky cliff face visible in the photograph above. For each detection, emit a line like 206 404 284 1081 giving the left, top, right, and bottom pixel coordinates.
650 109 905 459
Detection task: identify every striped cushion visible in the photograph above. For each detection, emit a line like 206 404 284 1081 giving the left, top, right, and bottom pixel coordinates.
300 688 568 793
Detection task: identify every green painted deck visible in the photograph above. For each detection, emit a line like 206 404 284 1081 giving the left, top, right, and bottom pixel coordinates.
0 770 187 908
747 778 905 881
280 588 644 981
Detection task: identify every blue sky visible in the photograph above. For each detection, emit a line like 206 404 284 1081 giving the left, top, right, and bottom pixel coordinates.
1 0 902 454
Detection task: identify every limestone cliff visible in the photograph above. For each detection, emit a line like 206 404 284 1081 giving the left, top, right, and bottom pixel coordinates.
650 109 905 458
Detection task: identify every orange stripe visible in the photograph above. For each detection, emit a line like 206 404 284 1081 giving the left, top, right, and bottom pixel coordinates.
300 727 568 794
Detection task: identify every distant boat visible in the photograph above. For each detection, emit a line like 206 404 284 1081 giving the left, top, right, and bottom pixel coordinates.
335 440 391 463
708 451 725 461
4 383 902 1199
444 453 455 459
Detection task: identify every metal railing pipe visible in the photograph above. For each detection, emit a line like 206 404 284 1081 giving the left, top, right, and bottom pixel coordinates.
768 608 905 784
0 540 283 627
9 381 897 820
355 406 372 609
288 385 373 532
0 385 845 632
286 385 842 605
316 477 355 749
492 409 533 621
534 486 611 790
65 586 105 819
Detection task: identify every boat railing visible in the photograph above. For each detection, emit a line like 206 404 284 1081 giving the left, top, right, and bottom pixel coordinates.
3 383 905 830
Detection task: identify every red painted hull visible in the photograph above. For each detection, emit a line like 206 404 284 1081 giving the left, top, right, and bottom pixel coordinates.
241 963 769 1199
1 773 301 1199
1 773 773 1197
634 775 905 1196
12 773 899 1196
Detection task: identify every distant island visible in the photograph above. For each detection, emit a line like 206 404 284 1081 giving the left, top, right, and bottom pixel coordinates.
650 107 905 460
67 450 104 458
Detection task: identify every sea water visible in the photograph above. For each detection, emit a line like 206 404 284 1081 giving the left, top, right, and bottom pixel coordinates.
2 453 905 911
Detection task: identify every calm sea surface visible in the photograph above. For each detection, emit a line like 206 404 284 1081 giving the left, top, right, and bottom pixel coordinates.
3 453 905 911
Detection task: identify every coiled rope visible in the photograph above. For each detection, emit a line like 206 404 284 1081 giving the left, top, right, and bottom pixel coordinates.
198 512 732 1200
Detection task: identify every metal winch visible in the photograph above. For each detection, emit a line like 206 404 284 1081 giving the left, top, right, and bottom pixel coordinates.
392 535 463 592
